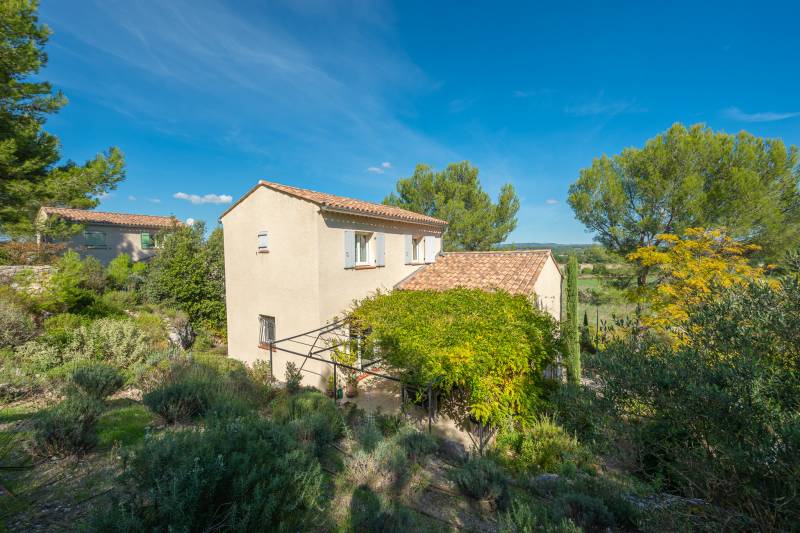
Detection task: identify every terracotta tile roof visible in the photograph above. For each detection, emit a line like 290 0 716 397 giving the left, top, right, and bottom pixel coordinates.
40 207 180 229
257 181 448 226
396 250 557 295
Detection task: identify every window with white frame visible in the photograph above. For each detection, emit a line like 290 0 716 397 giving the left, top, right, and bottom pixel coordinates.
412 236 424 262
355 232 371 265
257 230 269 252
259 314 276 345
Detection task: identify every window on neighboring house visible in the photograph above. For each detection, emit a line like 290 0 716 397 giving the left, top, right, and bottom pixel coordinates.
355 232 371 265
258 230 269 252
84 231 107 249
412 236 424 262
140 232 156 249
259 315 276 346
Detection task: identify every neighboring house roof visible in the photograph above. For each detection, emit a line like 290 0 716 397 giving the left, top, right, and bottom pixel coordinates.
220 180 448 227
396 250 559 295
39 207 179 229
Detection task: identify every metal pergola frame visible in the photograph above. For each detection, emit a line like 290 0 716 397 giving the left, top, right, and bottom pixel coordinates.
264 320 440 433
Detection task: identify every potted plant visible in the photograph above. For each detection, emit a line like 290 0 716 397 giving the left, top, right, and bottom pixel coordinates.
345 375 359 398
326 375 335 397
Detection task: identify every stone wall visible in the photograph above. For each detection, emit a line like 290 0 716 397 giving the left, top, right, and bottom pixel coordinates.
0 265 53 294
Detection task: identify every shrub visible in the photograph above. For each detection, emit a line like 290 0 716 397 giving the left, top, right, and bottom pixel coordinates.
100 290 137 311
393 425 437 463
70 363 124 400
500 497 582 533
451 456 509 504
551 493 615 532
0 300 36 348
272 391 344 454
285 361 303 392
143 376 216 423
32 394 105 456
70 318 150 370
374 410 403 436
494 416 592 475
248 358 273 386
349 484 419 532
89 417 324 532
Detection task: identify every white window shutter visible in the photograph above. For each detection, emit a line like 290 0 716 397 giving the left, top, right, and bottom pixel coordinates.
344 230 355 268
404 235 413 264
424 236 436 263
257 231 268 250
376 233 385 266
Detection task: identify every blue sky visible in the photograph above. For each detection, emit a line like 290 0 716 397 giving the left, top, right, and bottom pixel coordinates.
38 1 800 244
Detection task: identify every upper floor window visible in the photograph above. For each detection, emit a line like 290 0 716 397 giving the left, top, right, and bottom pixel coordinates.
355 232 371 265
84 231 107 249
141 232 157 249
412 236 424 262
258 230 269 252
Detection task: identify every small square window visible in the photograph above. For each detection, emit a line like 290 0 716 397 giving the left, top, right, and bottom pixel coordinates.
84 231 107 248
258 231 269 251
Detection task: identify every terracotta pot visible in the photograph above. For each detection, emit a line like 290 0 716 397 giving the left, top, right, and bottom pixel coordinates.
345 381 358 398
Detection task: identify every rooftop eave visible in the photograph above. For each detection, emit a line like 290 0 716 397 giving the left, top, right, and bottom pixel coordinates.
318 205 448 228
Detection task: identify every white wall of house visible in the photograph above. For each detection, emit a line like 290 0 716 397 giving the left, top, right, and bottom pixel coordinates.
221 185 442 388
533 254 562 320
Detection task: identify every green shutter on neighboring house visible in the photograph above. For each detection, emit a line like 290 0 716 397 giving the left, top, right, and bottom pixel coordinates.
141 232 154 249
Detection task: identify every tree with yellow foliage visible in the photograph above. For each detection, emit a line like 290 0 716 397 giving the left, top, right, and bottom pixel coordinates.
627 228 767 339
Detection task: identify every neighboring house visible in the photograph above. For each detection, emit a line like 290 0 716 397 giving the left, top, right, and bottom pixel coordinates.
36 207 179 264
221 180 563 389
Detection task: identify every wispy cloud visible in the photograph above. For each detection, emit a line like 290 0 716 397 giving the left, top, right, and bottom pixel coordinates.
127 195 137 201
545 198 559 205
565 94 645 118
367 161 392 174
449 97 477 114
513 89 551 98
148 198 161 204
722 106 800 123
173 192 233 205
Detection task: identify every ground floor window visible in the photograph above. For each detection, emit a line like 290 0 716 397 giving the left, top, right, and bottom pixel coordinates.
355 232 371 265
259 315 276 345
141 232 156 249
84 231 107 248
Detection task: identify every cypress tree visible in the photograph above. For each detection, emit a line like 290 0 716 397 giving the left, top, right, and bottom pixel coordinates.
564 255 581 383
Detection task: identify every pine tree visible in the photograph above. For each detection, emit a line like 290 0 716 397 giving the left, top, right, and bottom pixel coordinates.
564 255 581 383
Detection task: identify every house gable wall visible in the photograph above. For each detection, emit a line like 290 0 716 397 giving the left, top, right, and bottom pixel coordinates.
533 254 562 320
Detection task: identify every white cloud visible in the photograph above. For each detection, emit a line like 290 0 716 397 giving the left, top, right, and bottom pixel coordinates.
367 162 392 174
186 217 195 226
128 195 137 201
545 198 559 205
173 192 233 204
148 198 161 203
565 93 645 117
722 107 800 123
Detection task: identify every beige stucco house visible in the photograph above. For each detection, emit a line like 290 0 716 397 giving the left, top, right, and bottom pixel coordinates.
36 207 179 264
220 180 562 390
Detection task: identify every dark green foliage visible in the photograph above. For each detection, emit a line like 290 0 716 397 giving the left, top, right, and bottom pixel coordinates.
546 383 609 450
568 123 800 276
451 456 509 504
384 161 519 251
392 425 437 463
271 390 344 455
143 379 214 423
551 493 614 532
32 394 104 456
70 362 124 400
284 361 303 393
373 410 403 437
348 485 419 532
143 223 226 334
563 255 580 384
0 0 125 238
89 417 325 532
594 274 800 529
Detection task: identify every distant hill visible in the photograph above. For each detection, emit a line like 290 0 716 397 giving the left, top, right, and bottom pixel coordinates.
495 242 597 251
